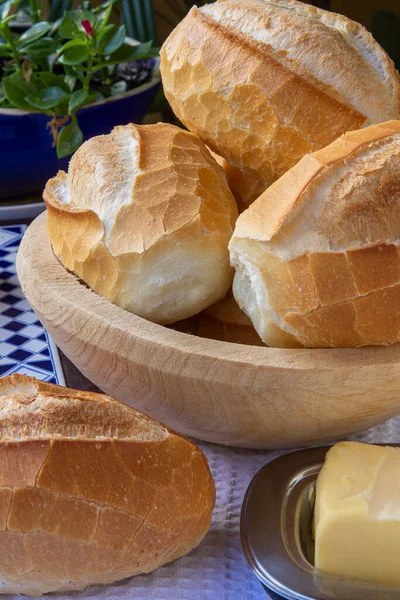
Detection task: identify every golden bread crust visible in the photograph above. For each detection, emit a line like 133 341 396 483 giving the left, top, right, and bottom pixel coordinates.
161 0 400 194
209 150 266 212
172 289 264 345
230 121 400 348
0 375 215 595
44 123 238 325
198 290 263 345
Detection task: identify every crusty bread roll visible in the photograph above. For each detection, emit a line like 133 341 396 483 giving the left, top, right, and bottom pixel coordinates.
0 374 215 596
172 289 263 345
197 290 264 345
161 0 400 194
229 121 400 348
209 150 264 212
44 123 238 325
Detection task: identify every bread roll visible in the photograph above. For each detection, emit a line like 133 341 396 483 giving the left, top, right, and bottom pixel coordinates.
172 289 263 345
209 150 265 212
229 121 400 348
161 0 400 194
0 374 215 595
197 290 263 345
44 123 238 325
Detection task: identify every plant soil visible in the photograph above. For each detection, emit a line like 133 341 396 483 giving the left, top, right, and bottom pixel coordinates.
91 59 155 98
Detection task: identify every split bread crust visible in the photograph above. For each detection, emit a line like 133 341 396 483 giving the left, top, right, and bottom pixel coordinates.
0 375 215 595
44 123 238 325
229 121 400 348
161 0 400 198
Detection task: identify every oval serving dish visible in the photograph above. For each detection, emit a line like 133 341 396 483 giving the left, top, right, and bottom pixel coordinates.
16 214 400 449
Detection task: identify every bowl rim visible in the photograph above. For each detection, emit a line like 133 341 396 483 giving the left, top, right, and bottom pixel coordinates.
18 213 400 375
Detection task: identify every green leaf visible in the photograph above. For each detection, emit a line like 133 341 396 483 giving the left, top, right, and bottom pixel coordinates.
64 74 76 91
68 88 87 113
0 43 11 57
36 72 70 92
26 86 69 110
49 16 62 35
97 23 113 40
78 9 96 24
0 13 16 25
109 41 147 61
63 63 85 82
95 42 158 70
58 11 80 38
0 95 12 107
0 1 12 19
0 13 16 30
57 116 83 158
56 38 87 54
108 40 155 62
18 22 52 47
97 23 115 48
58 45 89 65
103 24 125 55
59 10 95 39
22 37 57 59
96 0 113 33
92 0 119 14
3 73 37 110
130 42 159 59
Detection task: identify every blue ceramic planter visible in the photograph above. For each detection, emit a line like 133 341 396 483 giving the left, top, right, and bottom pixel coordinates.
0 70 161 200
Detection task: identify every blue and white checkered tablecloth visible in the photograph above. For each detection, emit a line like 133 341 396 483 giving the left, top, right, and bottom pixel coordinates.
0 224 64 384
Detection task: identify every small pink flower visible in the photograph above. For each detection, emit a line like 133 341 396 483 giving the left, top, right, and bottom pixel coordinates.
81 20 93 36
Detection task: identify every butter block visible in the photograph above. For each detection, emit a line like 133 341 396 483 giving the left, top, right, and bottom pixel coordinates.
314 441 400 586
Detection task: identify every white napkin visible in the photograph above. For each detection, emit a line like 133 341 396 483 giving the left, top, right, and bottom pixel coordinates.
5 414 397 600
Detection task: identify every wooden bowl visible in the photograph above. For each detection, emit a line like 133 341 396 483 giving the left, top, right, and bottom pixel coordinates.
17 214 400 449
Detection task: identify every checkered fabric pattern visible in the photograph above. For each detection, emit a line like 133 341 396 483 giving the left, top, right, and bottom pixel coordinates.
0 225 64 384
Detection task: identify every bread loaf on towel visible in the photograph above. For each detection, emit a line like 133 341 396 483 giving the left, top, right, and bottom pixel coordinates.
229 121 400 348
44 123 238 325
0 375 215 595
161 0 400 196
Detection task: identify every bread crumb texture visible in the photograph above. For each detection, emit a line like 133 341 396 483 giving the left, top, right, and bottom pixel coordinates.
0 375 215 595
230 122 400 348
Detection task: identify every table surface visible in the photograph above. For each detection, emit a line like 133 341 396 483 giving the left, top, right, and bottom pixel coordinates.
3 212 274 600
8 213 400 600
2 214 92 391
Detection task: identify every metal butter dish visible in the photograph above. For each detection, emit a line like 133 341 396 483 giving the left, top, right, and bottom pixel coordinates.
241 446 400 600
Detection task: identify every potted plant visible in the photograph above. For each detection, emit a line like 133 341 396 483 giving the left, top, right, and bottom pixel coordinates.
0 0 160 200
